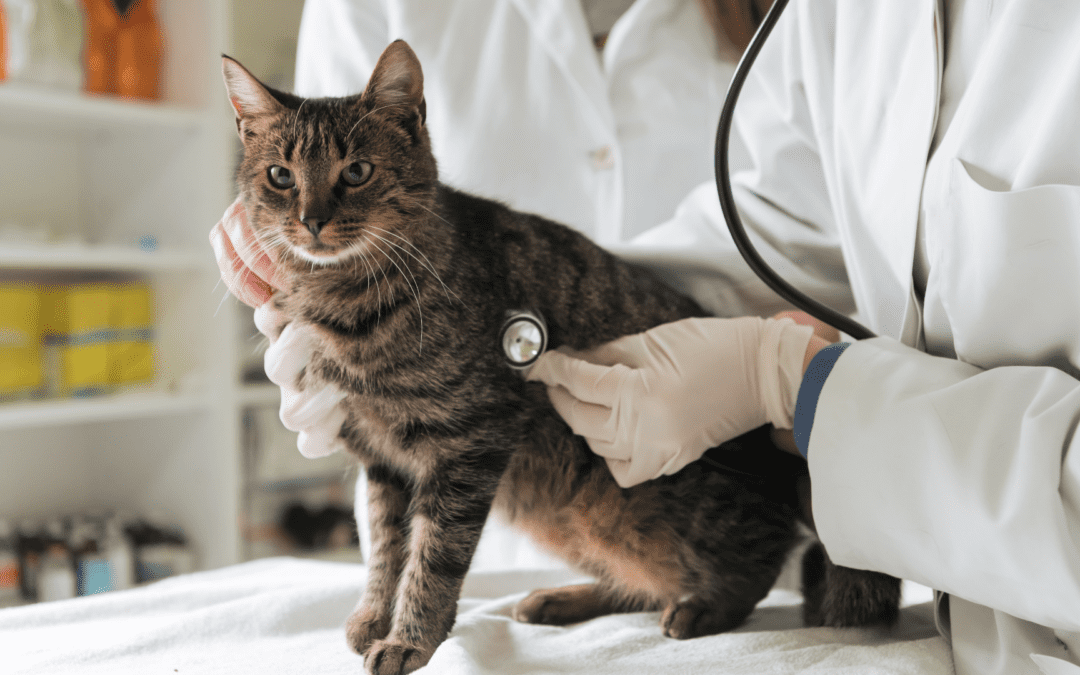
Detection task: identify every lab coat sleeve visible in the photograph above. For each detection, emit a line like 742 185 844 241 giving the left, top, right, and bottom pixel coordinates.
627 3 855 321
809 337 1080 631
293 0 389 98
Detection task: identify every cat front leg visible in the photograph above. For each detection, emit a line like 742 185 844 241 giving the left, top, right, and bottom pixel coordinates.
346 464 410 656
364 454 505 675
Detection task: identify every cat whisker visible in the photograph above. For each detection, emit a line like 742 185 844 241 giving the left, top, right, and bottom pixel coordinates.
214 285 235 318
369 233 424 306
367 225 461 305
345 103 407 148
251 334 270 356
355 236 385 329
416 203 455 230
292 98 309 138
367 236 424 354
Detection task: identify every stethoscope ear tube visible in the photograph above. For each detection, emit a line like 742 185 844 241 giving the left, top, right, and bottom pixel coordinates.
714 0 876 341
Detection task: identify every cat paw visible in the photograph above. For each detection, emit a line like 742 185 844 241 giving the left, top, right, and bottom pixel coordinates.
345 606 392 656
512 584 613 626
660 597 749 639
364 639 432 675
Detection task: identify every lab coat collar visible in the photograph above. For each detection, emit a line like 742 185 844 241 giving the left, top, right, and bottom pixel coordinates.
600 0 676 74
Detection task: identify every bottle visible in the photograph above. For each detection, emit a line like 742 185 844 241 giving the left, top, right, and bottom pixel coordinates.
0 520 21 608
114 0 162 101
103 516 133 591
70 517 110 596
3 0 84 89
38 518 76 602
81 0 162 100
81 0 118 95
16 518 44 602
3 0 34 82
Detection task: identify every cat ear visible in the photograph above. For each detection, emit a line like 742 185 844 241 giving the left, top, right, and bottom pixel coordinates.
364 40 426 127
221 55 286 137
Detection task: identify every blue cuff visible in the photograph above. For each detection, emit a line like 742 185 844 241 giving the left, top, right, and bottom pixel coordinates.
793 342 851 458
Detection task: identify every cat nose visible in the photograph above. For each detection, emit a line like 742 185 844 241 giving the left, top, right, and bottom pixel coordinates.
301 213 329 237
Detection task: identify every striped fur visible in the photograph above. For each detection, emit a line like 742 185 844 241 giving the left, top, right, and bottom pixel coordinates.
224 42 899 675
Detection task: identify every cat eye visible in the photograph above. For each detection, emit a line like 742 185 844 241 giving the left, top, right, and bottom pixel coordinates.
341 162 374 186
267 165 295 189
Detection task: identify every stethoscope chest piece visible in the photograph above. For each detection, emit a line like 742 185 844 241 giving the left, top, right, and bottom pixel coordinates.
501 310 547 370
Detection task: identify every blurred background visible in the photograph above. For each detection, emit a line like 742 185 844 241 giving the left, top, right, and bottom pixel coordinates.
0 0 358 608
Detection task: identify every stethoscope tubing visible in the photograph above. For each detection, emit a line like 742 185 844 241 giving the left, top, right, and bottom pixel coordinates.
714 0 877 341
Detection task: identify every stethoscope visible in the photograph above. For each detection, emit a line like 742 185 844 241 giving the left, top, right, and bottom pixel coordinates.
501 311 548 370
502 0 875 369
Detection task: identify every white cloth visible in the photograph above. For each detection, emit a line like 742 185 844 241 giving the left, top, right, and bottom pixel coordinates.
0 557 951 675
624 1 1080 673
294 0 742 573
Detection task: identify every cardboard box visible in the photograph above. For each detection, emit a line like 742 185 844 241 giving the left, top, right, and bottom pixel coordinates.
0 285 43 399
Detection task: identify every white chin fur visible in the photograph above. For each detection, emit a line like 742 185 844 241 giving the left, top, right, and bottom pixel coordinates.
292 246 350 266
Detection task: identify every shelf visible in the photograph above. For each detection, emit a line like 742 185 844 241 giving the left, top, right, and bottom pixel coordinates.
0 83 203 133
0 243 210 272
0 392 210 430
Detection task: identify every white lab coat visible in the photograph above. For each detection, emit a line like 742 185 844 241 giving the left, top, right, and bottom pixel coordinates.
631 1 1080 673
293 0 739 571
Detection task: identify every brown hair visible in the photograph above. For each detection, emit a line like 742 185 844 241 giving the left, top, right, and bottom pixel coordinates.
698 0 774 60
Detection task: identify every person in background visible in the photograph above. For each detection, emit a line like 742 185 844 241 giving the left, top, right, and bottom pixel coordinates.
212 0 770 572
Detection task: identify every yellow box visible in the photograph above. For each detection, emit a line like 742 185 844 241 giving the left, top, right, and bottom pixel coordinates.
42 284 114 397
109 284 155 385
0 285 43 398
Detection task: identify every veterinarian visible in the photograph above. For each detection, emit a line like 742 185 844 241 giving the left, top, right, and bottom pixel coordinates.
529 2 1080 674
211 1 1080 674
212 0 767 572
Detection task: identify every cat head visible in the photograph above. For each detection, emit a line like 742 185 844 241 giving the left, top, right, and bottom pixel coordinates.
222 40 437 272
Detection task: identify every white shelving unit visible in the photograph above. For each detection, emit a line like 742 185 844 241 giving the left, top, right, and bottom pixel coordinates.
0 0 245 571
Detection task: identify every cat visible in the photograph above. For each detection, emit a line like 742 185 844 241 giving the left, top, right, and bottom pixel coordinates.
222 40 901 675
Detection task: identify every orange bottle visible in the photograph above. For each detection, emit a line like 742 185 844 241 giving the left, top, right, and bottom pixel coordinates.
82 0 122 95
115 0 163 101
82 0 163 101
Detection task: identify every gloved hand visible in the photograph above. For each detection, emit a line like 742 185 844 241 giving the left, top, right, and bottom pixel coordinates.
209 197 282 308
526 316 815 488
255 303 347 458
210 197 347 458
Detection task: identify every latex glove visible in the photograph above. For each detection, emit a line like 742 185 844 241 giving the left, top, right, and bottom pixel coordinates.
527 316 814 488
209 197 284 308
210 198 347 458
255 303 348 458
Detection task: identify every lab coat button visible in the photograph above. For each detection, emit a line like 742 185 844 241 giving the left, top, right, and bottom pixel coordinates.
590 146 615 171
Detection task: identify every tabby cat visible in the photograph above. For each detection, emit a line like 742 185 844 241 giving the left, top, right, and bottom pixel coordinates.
222 40 901 675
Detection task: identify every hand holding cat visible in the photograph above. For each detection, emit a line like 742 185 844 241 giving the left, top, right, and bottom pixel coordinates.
209 197 284 308
527 316 816 488
211 198 347 458
255 303 348 458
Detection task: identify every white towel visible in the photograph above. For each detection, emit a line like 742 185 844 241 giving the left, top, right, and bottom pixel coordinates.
0 557 952 675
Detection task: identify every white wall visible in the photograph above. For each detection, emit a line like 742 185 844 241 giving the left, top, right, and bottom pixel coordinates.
231 0 307 91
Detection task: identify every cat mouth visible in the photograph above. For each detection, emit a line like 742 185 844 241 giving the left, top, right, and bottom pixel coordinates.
292 243 351 266
291 237 374 267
